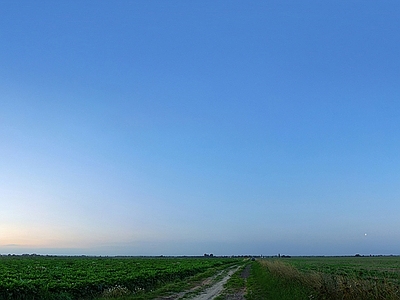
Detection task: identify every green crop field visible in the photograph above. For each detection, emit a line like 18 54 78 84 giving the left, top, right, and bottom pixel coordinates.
0 255 239 300
3 255 400 300
289 256 400 284
244 256 400 300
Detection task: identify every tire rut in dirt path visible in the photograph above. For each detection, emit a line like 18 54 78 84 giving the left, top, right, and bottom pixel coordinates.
190 266 240 300
240 264 251 279
220 263 251 300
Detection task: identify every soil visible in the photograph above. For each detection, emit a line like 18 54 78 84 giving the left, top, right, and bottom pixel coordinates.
222 264 252 300
191 266 240 300
156 264 252 300
240 264 251 279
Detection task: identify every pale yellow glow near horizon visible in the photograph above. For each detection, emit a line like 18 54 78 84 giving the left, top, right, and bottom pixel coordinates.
0 223 165 249
1 225 44 247
1 224 104 248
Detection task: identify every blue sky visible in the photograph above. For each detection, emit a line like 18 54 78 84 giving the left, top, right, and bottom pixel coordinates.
1 1 400 256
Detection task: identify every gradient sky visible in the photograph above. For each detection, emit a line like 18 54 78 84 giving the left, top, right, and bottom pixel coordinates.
1 1 400 256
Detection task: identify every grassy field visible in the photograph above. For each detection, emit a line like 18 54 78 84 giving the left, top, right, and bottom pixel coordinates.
0 255 240 300
3 255 400 299
243 256 400 300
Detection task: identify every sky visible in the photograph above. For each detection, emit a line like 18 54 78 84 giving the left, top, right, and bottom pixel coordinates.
1 1 400 256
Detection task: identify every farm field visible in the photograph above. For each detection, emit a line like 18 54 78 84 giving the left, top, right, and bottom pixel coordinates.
288 256 400 284
0 255 240 300
245 256 400 300
3 255 400 300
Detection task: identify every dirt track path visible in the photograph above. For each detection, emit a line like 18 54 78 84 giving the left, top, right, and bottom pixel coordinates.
190 266 240 300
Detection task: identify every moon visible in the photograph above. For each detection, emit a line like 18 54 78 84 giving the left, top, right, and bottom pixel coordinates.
364 233 367 236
